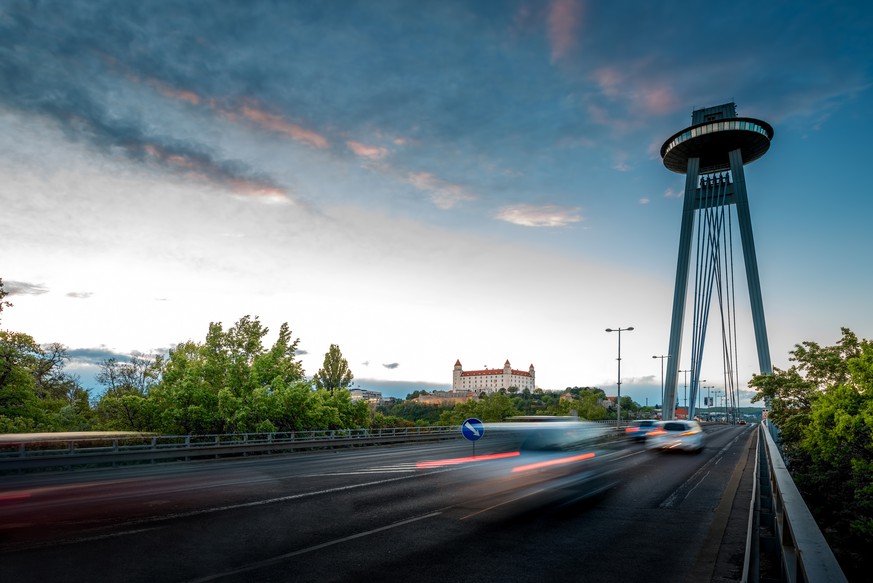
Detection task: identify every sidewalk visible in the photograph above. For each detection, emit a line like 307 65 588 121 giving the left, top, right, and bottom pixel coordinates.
687 426 758 582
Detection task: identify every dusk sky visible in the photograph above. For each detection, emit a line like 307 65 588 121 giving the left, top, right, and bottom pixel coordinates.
2 1 871 406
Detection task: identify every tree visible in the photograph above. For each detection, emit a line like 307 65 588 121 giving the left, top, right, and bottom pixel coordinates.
313 344 353 392
0 331 92 432
94 352 163 432
147 317 307 434
0 278 12 325
750 328 873 579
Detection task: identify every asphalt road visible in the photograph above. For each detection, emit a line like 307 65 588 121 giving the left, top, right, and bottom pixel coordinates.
1 424 755 583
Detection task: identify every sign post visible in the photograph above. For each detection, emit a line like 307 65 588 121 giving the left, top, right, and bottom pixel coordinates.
461 417 484 457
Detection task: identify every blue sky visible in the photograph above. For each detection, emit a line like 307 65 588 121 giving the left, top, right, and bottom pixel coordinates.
1 0 871 405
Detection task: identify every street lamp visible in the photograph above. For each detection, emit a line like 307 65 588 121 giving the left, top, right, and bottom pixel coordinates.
713 389 724 422
652 355 671 419
606 326 634 428
678 369 691 412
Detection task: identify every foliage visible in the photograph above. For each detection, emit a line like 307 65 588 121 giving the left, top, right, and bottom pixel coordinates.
88 317 369 434
379 400 449 425
0 278 12 324
313 344 353 392
749 328 873 578
0 330 93 432
438 393 520 425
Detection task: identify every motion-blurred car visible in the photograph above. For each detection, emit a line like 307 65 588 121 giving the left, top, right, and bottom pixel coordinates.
417 418 619 513
647 420 705 453
624 419 659 441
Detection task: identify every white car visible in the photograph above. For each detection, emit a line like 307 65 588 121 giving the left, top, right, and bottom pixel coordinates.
647 420 705 453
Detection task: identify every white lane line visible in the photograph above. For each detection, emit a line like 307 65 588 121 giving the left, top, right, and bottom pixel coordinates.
9 469 451 554
118 471 446 527
459 489 546 520
659 432 744 509
300 462 427 476
186 512 443 583
1 526 165 553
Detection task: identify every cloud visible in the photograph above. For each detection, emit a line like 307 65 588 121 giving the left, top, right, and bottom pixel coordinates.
3 281 49 296
612 151 631 172
407 172 476 209
664 186 683 198
548 0 583 63
67 347 133 363
642 86 677 115
66 292 94 299
495 204 583 227
235 101 329 150
639 198 650 205
347 141 389 160
382 363 400 369
0 6 291 201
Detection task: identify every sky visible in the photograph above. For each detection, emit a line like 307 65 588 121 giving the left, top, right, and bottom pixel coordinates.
2 0 872 407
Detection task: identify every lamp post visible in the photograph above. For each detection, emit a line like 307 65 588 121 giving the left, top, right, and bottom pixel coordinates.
713 390 724 422
678 369 691 413
703 385 714 420
606 326 634 429
652 355 670 419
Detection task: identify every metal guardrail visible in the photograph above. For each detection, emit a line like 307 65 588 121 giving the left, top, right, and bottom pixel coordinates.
0 427 460 473
757 422 847 582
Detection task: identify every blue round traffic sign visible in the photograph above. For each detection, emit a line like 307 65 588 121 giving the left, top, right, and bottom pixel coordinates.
461 418 484 441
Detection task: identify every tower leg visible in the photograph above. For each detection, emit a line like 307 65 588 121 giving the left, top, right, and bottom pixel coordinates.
729 149 773 374
664 158 700 420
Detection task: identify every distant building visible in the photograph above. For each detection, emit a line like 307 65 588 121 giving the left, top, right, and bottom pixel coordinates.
452 360 535 394
349 389 383 404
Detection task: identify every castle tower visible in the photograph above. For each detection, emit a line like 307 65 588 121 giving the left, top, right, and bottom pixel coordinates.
453 359 463 390
660 102 774 421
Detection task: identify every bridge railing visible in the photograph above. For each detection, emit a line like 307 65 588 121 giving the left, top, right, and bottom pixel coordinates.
0 426 461 473
757 422 847 582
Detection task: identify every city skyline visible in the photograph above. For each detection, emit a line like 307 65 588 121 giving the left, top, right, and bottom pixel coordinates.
2 1 872 405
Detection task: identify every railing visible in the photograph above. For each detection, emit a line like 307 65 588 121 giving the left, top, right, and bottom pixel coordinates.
0 426 460 474
755 422 847 582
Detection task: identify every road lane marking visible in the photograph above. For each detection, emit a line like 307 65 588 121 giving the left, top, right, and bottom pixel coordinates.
300 462 422 476
4 469 452 553
186 512 443 582
459 489 546 520
659 432 745 509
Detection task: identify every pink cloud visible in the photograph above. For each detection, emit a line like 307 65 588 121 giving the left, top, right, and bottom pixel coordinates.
407 171 476 209
593 67 622 97
142 141 289 201
549 0 583 62
347 140 388 160
495 204 583 227
238 102 329 149
643 85 677 115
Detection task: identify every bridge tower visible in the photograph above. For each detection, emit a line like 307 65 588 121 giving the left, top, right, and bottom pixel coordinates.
660 102 773 421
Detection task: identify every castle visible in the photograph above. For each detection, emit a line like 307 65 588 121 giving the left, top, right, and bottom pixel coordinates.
452 359 535 394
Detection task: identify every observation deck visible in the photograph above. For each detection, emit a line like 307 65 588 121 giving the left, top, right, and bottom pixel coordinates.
661 117 774 174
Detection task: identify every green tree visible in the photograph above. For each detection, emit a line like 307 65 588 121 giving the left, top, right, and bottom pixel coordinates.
94 352 163 432
145 317 306 434
438 393 520 425
0 278 12 324
313 344 353 392
0 331 92 432
750 328 873 579
0 331 43 430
